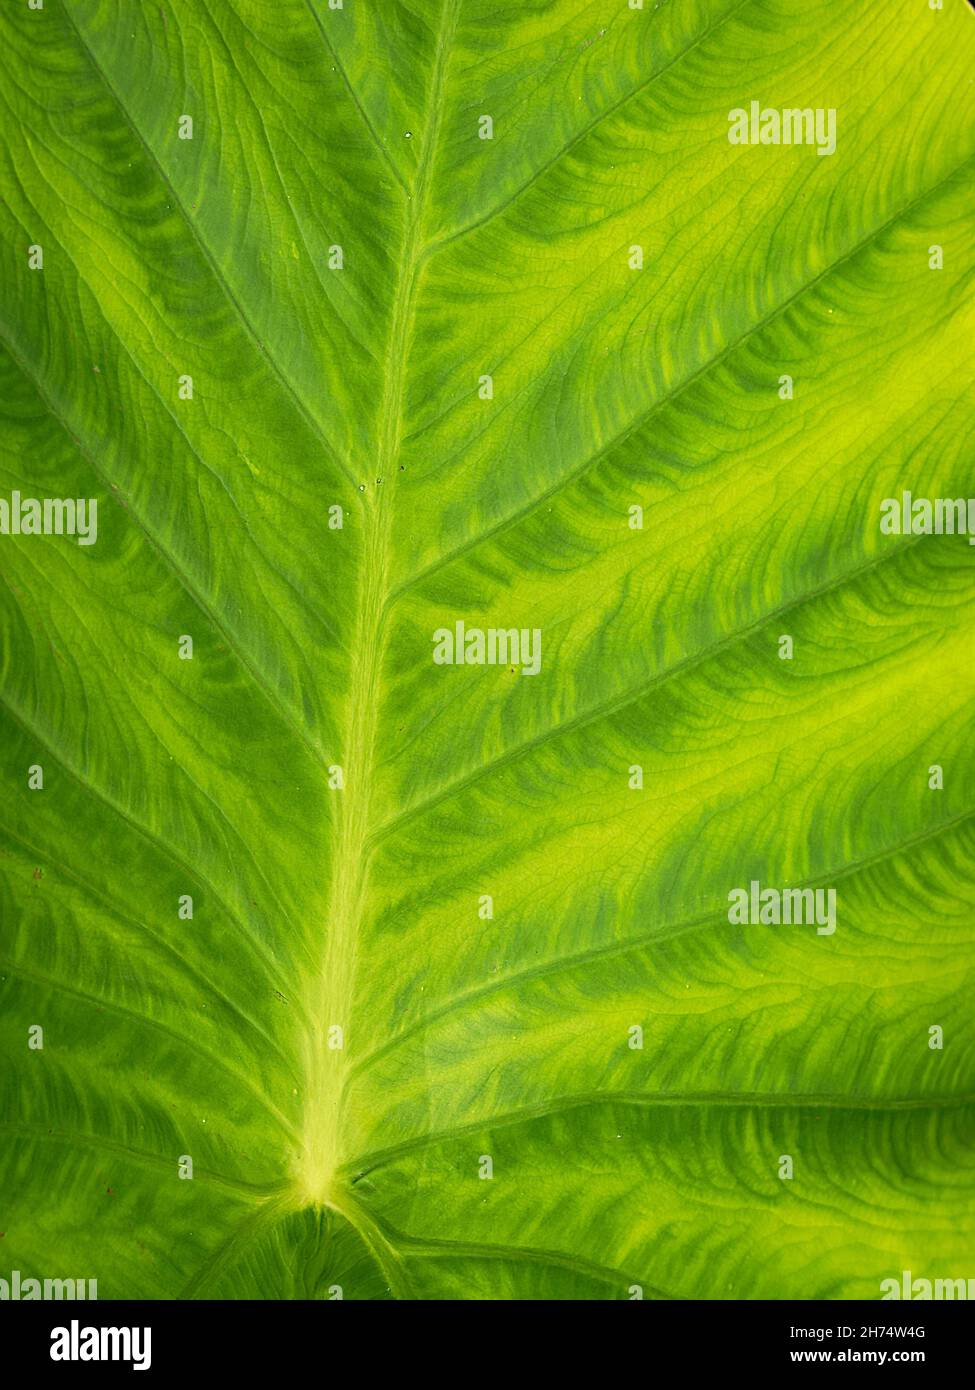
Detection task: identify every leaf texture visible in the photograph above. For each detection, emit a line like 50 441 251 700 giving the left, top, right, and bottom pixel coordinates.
1 0 974 1300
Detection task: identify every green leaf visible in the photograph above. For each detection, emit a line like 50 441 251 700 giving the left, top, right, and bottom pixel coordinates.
2 0 974 1301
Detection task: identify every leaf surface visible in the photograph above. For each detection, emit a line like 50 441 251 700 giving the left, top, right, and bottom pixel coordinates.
1 0 974 1300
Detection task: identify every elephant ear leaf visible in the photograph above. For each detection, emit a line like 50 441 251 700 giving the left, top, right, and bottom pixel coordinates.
1 0 974 1301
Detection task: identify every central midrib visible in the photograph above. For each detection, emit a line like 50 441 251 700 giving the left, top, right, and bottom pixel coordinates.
295 0 461 1213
